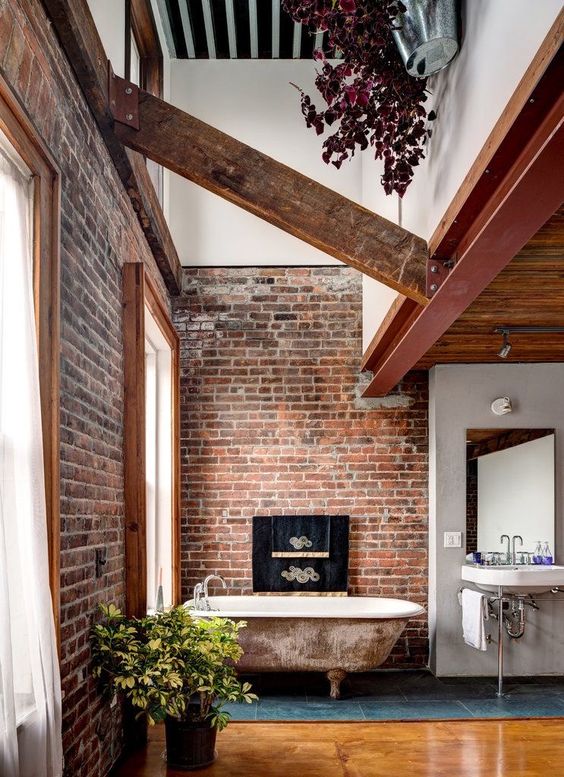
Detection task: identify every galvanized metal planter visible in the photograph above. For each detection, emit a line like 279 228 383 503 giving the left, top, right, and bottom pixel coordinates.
393 0 459 78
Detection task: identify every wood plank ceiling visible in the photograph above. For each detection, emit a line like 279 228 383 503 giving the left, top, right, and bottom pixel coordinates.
157 0 341 59
466 429 554 460
416 206 564 367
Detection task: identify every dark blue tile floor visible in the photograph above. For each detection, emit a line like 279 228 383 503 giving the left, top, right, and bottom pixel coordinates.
223 671 564 722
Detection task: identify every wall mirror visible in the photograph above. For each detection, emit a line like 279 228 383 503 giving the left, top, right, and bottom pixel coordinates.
466 429 555 556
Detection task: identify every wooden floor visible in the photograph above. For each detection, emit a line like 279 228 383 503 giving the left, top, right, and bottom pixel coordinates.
115 719 564 776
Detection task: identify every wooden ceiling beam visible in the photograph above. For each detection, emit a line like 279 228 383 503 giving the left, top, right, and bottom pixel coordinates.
112 88 429 304
363 36 564 397
42 0 182 295
44 0 429 302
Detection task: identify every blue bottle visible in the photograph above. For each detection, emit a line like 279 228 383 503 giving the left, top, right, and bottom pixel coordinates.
532 541 543 564
542 542 553 566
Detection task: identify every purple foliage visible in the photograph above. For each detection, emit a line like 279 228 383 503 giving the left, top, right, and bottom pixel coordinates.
283 0 436 197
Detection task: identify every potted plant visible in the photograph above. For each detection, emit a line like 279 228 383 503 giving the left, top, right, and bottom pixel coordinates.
282 0 439 196
91 604 257 770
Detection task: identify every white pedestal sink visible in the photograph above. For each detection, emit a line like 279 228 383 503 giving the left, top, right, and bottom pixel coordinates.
461 564 564 594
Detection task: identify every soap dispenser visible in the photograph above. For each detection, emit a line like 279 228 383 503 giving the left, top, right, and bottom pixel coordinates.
533 541 543 564
542 542 553 566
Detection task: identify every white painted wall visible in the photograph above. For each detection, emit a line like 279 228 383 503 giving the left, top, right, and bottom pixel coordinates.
86 0 126 78
429 364 564 677
360 0 560 352
477 435 555 555
168 60 400 344
361 278 398 353
168 59 361 267
361 160 402 352
364 0 562 241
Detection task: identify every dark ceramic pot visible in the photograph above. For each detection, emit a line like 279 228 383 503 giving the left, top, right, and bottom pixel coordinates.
164 716 217 771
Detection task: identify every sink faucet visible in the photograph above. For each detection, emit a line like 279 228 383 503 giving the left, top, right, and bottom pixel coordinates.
500 534 511 564
511 535 523 565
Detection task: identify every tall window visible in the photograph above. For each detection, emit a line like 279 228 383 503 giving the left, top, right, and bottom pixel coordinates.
123 264 179 618
130 29 141 87
145 305 173 611
0 129 62 775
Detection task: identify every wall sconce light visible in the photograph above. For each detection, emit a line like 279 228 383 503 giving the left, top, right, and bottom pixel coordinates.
491 397 512 416
495 326 564 360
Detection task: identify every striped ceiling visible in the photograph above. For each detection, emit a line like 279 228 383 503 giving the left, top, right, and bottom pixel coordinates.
157 0 343 59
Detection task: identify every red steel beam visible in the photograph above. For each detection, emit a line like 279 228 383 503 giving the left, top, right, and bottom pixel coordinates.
363 45 564 397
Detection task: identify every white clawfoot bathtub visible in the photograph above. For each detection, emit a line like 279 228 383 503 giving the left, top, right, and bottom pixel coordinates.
189 596 425 698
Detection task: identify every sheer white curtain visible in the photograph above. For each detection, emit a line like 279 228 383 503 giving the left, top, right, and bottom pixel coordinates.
0 137 63 776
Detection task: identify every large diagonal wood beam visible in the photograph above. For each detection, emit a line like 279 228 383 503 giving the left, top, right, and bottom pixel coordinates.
42 0 182 295
363 37 564 396
44 0 428 302
111 89 429 304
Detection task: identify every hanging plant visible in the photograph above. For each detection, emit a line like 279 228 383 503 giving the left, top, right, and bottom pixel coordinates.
283 0 436 197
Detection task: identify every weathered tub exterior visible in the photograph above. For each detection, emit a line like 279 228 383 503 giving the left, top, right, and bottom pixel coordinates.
190 596 425 698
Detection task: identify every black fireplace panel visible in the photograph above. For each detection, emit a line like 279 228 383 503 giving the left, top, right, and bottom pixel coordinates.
252 515 349 593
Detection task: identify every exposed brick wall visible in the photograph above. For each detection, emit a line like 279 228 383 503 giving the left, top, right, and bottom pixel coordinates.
466 458 478 553
173 267 428 667
1 1 167 774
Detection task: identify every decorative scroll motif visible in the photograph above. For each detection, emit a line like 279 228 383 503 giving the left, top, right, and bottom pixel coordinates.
281 566 320 584
289 535 313 550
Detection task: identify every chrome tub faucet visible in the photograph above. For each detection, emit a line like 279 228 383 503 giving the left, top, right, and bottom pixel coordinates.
193 582 204 609
192 574 227 611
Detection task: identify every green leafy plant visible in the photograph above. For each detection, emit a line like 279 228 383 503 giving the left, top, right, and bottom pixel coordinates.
91 604 257 730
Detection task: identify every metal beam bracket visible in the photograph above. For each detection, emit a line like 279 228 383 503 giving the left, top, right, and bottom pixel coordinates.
108 64 140 130
426 258 453 296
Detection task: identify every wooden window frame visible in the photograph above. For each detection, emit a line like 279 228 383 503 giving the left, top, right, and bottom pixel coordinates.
125 0 163 97
122 263 180 617
0 73 61 644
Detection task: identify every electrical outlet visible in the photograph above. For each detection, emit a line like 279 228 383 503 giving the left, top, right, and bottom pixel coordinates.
444 531 462 548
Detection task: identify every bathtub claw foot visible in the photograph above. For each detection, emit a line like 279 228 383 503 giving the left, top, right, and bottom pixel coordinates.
327 669 347 700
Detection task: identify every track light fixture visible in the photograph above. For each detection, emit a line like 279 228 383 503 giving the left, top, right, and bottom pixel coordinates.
494 326 564 360
498 330 512 359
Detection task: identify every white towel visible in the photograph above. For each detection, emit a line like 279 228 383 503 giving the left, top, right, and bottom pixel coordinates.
460 588 489 651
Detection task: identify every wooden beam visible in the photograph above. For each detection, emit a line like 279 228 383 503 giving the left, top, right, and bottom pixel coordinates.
41 0 182 295
112 90 430 304
122 263 148 618
363 39 564 396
